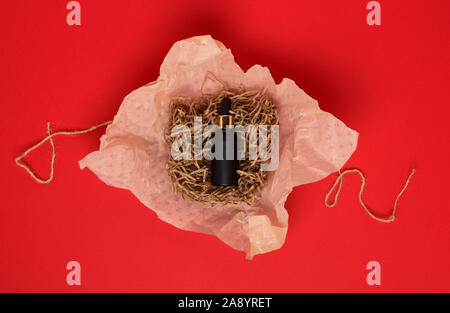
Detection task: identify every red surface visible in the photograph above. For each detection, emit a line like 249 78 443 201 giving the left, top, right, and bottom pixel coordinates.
1 0 449 292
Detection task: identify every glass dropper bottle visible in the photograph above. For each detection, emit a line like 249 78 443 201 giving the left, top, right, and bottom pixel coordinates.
211 97 239 186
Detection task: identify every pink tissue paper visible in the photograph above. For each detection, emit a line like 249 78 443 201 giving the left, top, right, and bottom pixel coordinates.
79 35 358 259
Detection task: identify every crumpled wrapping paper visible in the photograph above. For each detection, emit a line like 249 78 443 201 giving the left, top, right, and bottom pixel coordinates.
79 35 358 259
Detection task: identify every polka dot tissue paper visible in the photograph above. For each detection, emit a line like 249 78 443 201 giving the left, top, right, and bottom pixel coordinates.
79 35 358 259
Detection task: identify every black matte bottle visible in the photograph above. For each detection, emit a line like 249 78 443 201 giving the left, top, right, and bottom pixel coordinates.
211 97 239 186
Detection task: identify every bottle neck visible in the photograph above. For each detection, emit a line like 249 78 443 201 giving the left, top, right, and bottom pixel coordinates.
217 115 234 128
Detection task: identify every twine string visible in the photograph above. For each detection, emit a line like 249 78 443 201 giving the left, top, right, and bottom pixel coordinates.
325 168 416 223
15 120 112 184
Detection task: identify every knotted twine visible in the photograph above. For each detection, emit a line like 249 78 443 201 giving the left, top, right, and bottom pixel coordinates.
324 168 415 223
14 71 415 222
15 121 112 184
14 119 415 223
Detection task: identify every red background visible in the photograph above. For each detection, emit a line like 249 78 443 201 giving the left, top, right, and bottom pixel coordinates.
1 0 449 292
